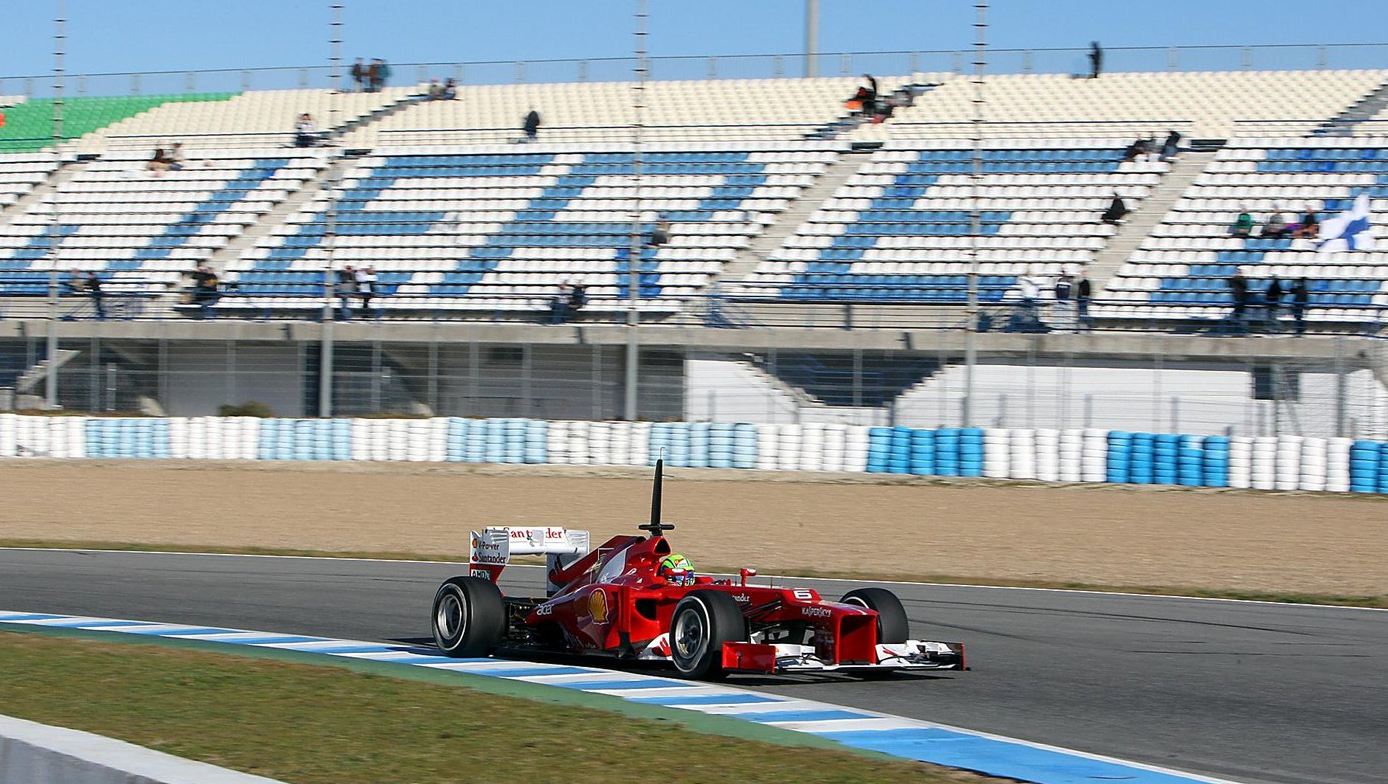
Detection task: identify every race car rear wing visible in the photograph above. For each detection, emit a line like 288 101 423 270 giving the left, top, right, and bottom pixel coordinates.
469 526 591 593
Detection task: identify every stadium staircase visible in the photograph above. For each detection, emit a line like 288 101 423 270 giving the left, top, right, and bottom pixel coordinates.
328 91 430 142
711 148 872 292
804 82 934 140
1317 77 1388 136
1089 150 1214 297
12 348 80 409
0 158 90 224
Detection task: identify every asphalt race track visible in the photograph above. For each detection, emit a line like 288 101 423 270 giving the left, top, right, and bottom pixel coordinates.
1 549 1383 784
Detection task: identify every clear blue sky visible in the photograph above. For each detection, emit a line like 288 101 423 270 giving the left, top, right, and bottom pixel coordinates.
4 0 1388 80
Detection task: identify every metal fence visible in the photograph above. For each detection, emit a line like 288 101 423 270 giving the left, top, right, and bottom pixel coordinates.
4 43 1388 99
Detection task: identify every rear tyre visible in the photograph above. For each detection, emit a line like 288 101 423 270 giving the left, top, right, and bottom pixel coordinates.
669 590 747 680
432 576 506 657
841 587 910 644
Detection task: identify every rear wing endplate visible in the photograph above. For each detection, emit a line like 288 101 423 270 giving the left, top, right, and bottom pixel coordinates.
469 526 591 593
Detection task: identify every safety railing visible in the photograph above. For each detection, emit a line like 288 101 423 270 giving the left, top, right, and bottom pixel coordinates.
4 43 1388 99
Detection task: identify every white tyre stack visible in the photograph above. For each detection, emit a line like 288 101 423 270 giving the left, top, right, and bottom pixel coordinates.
844 426 870 473
187 417 208 461
629 422 651 466
1298 437 1328 492
428 418 450 463
547 420 570 464
588 421 612 465
1034 428 1061 482
755 423 780 471
1081 428 1108 483
351 418 372 461
1274 435 1302 491
220 417 242 460
47 417 71 459
776 424 802 472
1228 436 1253 489
1059 428 1084 482
1326 437 1352 493
1009 428 1037 480
568 420 591 466
820 423 847 472
982 428 1010 478
404 419 428 462
205 416 226 460
17 415 49 457
239 417 262 460
798 423 826 472
1250 436 1277 490
608 421 632 466
0 413 16 457
168 417 189 459
369 419 391 462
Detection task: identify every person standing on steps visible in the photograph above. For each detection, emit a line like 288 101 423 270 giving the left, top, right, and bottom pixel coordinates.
1264 277 1283 333
1089 41 1103 79
1076 271 1092 331
1290 278 1310 336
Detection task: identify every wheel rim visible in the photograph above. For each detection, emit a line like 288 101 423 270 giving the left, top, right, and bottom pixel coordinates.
673 604 707 666
436 588 467 645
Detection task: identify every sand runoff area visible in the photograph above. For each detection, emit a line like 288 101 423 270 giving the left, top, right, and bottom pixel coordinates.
0 460 1384 596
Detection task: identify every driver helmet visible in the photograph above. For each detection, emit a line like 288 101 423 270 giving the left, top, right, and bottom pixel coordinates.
657 554 696 586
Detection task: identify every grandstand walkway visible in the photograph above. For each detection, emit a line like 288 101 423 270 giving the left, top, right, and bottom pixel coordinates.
1090 150 1213 296
1319 75 1388 135
714 149 871 289
0 157 86 226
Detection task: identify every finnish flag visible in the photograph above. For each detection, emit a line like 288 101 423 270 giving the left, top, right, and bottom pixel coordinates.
1317 193 1376 254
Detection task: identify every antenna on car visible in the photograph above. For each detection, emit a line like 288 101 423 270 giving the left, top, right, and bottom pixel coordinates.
638 457 675 537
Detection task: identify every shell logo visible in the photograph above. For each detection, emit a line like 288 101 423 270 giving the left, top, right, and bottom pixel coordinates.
589 588 609 624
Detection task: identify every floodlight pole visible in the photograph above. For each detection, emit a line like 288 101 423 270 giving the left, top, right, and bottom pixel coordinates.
623 0 648 421
45 0 66 409
962 1 986 427
805 0 819 77
319 1 343 417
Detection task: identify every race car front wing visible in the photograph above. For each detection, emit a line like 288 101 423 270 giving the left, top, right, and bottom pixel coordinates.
721 640 967 674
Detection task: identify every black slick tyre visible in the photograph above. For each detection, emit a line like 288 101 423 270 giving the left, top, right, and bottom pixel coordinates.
841 587 910 644
431 576 506 657
669 590 747 680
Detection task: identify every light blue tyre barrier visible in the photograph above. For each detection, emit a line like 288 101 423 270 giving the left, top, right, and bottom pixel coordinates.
480 418 506 463
1202 436 1230 487
647 422 672 466
523 419 548 464
959 427 984 477
688 422 711 469
908 427 936 476
84 419 108 458
1128 432 1154 485
256 418 278 461
886 426 911 474
1377 441 1388 494
150 418 171 459
1106 431 1132 483
666 422 691 468
445 417 469 462
1350 440 1380 493
1177 434 1204 487
330 418 353 461
1153 433 1179 485
731 423 757 469
707 423 733 468
503 418 527 464
866 427 892 473
462 419 487 463
935 427 960 477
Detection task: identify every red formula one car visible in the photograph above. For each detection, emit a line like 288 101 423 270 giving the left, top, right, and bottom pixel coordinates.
429 461 966 679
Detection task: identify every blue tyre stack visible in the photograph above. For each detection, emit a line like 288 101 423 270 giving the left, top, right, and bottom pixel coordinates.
731 423 758 469
887 426 912 474
647 423 671 466
523 419 548 464
330 419 352 460
1176 434 1204 487
463 419 487 463
1202 436 1230 487
667 423 691 467
291 419 314 460
707 423 734 469
1106 431 1132 483
866 427 892 473
908 428 936 476
1153 434 1179 485
1128 433 1154 484
1354 440 1387 493
446 418 469 462
959 427 984 477
482 419 507 463
935 428 960 477
1380 442 1388 494
150 418 171 458
688 422 711 468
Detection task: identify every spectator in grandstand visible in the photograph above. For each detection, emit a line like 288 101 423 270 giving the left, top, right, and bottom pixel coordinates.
147 147 173 175
548 281 586 324
1159 130 1182 162
1293 207 1320 239
1089 42 1103 79
647 218 671 249
350 58 365 91
427 79 443 100
1101 192 1128 224
65 268 86 297
1054 272 1075 331
1228 269 1249 331
294 113 320 148
1290 278 1310 335
191 265 220 320
355 266 377 319
441 78 458 100
167 142 185 171
1076 272 1092 330
1122 137 1151 163
85 271 105 321
335 266 357 321
1262 209 1289 239
1264 277 1283 331
523 109 541 142
371 58 391 92
1231 208 1255 238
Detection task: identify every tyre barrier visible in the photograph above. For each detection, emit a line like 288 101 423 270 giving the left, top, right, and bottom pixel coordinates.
0 413 1386 494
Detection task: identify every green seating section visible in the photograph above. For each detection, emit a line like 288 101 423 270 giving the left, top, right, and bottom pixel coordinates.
0 93 236 152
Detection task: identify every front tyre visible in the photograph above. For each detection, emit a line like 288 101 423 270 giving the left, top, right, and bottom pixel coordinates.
840 587 910 644
669 590 747 680
431 576 506 657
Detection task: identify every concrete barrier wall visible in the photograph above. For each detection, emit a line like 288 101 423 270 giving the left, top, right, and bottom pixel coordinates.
0 413 1384 494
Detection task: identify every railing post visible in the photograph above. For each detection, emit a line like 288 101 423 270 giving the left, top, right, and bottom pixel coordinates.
417 65 427 84
1241 47 1252 70
707 57 716 79
185 71 195 93
841 54 852 76
24 77 34 98
909 51 920 74
131 73 141 95
515 61 525 83
241 70 251 91
454 64 464 83
951 51 962 75
1167 47 1178 71
577 60 588 81
1022 49 1032 73
77 75 86 96
298 68 309 88
1317 46 1328 69
773 55 784 78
